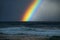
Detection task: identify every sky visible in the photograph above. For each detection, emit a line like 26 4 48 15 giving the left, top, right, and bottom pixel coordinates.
31 0 60 21
0 0 60 21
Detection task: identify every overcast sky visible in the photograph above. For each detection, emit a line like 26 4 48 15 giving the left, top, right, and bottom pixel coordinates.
0 0 60 21
31 0 60 21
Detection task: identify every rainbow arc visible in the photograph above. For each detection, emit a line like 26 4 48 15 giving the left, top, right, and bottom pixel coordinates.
21 0 43 21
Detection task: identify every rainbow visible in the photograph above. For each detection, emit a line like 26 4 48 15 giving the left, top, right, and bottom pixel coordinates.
21 0 43 21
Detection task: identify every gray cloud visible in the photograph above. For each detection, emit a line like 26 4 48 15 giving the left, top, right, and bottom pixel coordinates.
31 0 60 21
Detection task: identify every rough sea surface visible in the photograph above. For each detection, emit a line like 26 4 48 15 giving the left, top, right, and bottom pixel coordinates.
0 27 60 37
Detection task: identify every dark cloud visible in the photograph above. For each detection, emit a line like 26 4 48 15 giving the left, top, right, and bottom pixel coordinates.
0 0 33 21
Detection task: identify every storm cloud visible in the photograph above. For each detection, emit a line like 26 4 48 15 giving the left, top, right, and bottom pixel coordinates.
0 0 60 21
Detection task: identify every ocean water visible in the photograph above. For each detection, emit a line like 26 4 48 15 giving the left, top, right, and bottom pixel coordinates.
0 27 60 36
